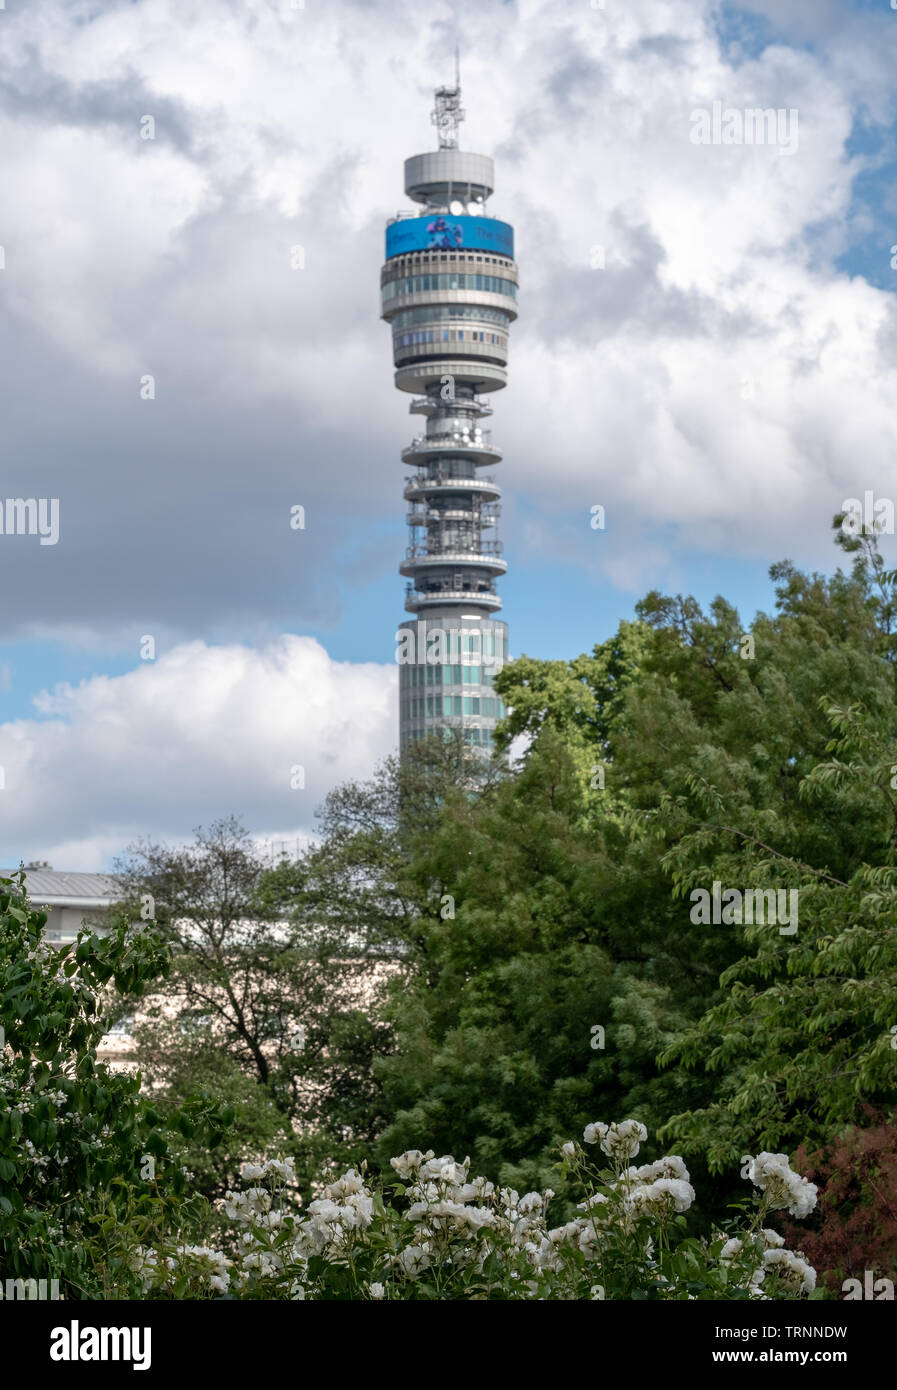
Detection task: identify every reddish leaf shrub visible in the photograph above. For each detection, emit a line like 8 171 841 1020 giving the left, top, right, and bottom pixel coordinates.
781 1112 897 1292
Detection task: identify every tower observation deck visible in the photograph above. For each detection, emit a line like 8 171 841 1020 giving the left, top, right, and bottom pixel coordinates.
383 73 517 751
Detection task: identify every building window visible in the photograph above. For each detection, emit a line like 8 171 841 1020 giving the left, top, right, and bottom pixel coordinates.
384 273 516 301
391 305 512 329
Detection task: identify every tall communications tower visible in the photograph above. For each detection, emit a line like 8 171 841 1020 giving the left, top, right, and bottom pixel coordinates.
382 73 518 751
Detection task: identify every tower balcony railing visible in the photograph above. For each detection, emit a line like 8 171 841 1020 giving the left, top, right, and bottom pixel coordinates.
404 472 499 493
405 540 504 559
411 425 489 442
405 584 502 613
402 437 499 463
401 555 507 581
406 500 500 520
406 510 497 527
410 396 493 417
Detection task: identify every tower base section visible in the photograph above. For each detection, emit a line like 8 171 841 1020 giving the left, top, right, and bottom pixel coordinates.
396 614 508 752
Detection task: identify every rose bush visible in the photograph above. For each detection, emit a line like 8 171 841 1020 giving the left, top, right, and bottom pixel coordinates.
129 1119 822 1301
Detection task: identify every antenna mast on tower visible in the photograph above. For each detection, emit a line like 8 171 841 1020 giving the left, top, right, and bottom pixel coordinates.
431 47 465 149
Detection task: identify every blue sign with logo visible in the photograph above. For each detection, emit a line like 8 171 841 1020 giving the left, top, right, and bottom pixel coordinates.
386 215 514 261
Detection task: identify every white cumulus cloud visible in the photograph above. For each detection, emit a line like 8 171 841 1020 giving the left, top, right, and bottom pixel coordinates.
0 636 396 868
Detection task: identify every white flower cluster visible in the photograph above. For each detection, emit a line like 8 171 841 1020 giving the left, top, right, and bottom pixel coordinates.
720 1228 785 1262
537 1133 695 1272
719 1232 816 1297
762 1248 816 1295
625 1177 695 1217
240 1158 296 1184
625 1156 690 1184
132 1243 232 1295
181 1244 232 1295
303 1184 375 1248
22 1138 51 1169
125 1125 820 1303
131 1246 175 1289
223 1186 286 1226
746 1152 818 1218
389 1149 426 1178
583 1119 648 1162
385 1150 552 1281
220 1162 376 1292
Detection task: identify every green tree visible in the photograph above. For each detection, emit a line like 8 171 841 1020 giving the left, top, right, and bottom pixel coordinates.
0 871 226 1297
119 818 392 1191
373 728 724 1196
377 530 897 1201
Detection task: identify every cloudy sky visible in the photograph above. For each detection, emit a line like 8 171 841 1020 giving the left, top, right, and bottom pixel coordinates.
1 0 897 868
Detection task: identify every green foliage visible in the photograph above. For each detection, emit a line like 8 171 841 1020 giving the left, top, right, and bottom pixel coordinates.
117 818 395 1187
378 532 897 1199
373 728 723 1194
658 697 897 1167
0 871 228 1297
12 522 897 1295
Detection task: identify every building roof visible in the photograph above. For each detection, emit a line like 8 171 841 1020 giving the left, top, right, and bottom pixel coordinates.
0 868 123 905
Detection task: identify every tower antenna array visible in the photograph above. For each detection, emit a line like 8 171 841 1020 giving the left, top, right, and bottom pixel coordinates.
431 50 465 150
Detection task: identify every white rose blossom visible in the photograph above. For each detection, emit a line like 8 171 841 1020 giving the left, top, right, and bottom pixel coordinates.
583 1120 648 1162
762 1248 817 1295
389 1150 434 1179
625 1178 695 1217
746 1153 818 1218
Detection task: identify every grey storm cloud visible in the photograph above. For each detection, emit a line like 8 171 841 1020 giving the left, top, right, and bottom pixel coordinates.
0 136 400 642
0 61 198 154
0 304 396 642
